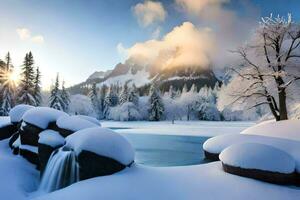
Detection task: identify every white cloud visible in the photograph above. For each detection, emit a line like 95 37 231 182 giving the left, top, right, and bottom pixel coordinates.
133 1 167 27
175 0 229 15
126 22 216 73
16 28 44 44
16 28 31 40
117 42 128 60
31 35 44 44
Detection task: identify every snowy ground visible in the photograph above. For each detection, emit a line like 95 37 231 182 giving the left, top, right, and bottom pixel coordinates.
1 121 299 200
102 120 254 137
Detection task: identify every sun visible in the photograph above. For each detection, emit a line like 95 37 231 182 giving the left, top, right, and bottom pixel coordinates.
8 70 19 82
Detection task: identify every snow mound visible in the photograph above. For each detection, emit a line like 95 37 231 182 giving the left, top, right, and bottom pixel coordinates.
75 115 101 126
203 133 300 172
241 120 300 141
56 116 99 132
66 127 134 165
219 143 296 174
39 130 65 148
9 105 34 123
0 116 12 128
22 107 69 129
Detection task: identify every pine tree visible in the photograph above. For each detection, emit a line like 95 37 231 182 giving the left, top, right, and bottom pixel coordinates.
190 83 197 93
148 84 164 121
182 83 188 93
99 85 107 118
119 83 129 105
128 84 139 106
89 83 102 119
61 80 70 112
0 52 16 115
168 85 177 99
103 85 118 118
49 74 64 110
33 67 42 106
18 52 36 105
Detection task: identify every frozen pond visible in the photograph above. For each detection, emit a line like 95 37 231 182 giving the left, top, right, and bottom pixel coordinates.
104 121 254 167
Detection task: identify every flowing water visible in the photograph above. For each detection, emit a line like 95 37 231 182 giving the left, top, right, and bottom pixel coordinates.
38 147 79 193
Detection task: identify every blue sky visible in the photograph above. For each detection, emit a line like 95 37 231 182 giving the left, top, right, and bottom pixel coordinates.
0 0 299 89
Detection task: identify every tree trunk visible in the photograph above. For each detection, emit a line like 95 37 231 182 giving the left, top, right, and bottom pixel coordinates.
278 88 288 120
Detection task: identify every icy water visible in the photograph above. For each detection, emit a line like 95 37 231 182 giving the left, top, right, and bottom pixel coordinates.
121 133 209 167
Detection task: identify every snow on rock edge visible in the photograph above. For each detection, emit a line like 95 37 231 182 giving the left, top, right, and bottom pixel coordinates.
9 104 34 123
56 116 99 132
66 127 134 165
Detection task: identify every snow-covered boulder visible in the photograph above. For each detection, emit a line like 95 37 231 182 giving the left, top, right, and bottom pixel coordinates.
22 107 68 129
241 120 300 141
66 127 135 180
0 116 17 140
219 143 297 185
203 133 300 174
19 121 43 146
56 116 99 137
9 104 34 124
38 130 65 173
76 115 101 126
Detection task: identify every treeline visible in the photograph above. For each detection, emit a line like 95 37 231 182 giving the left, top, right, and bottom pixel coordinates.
0 52 41 115
0 52 71 115
88 82 221 121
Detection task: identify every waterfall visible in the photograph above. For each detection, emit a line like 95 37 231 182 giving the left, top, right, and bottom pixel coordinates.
39 146 79 193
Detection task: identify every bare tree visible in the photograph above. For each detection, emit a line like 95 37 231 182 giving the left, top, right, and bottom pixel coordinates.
230 14 300 121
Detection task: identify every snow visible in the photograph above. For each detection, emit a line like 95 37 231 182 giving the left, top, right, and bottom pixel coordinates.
19 144 38 154
22 107 69 129
102 121 254 137
9 104 34 123
219 143 296 174
12 135 21 148
0 116 12 128
98 68 151 88
75 115 101 126
0 140 39 200
39 130 65 148
241 119 300 141
66 127 134 165
33 162 300 200
203 133 300 172
56 116 98 132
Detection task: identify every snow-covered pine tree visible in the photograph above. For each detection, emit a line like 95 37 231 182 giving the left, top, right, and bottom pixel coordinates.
148 84 164 121
99 85 107 119
61 80 71 112
0 52 16 115
33 67 42 106
190 83 197 93
168 85 177 99
128 84 139 106
103 85 118 118
89 83 102 119
18 52 36 105
49 74 64 110
119 83 129 105
182 83 188 93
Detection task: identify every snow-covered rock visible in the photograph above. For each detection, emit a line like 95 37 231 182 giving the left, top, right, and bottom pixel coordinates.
66 127 134 166
241 120 300 141
203 134 300 173
76 115 101 126
39 130 65 148
219 143 296 174
19 144 39 166
22 107 68 129
9 105 34 123
56 116 99 133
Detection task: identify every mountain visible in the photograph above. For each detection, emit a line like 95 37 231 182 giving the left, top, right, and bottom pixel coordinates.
68 62 219 95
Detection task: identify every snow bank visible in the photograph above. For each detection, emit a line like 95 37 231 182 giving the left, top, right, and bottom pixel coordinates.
76 115 101 126
241 119 300 141
19 144 38 154
22 107 68 129
66 127 134 165
9 105 34 123
0 116 12 128
33 162 300 200
56 116 98 132
219 143 296 174
203 134 300 172
39 130 65 147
